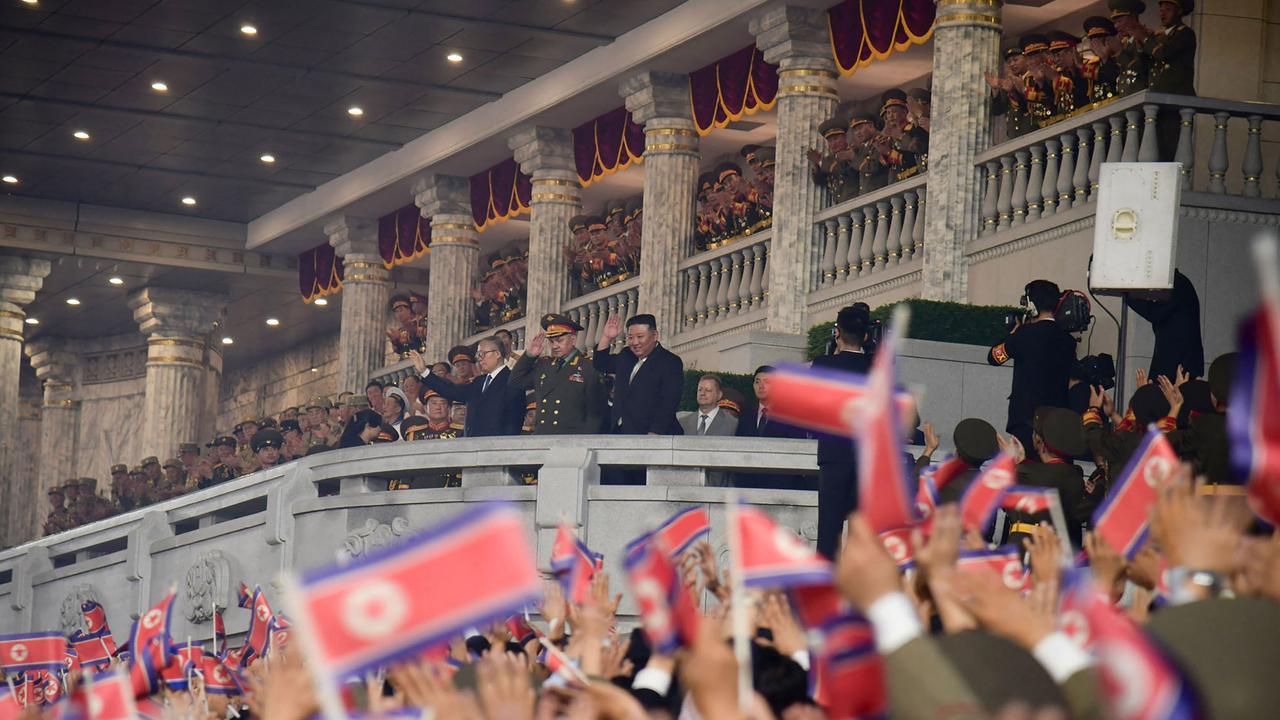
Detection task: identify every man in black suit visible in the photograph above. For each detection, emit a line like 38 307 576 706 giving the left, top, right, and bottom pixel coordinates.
811 305 876 559
409 336 525 437
734 365 812 490
594 313 684 435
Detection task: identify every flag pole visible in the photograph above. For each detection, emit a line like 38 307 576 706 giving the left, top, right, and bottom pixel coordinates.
211 604 219 657
6 674 19 707
725 492 754 711
1045 488 1075 562
279 574 347 720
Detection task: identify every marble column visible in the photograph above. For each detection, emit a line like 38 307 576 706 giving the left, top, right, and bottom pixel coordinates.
750 6 839 334
919 0 1002 301
620 71 699 337
23 340 79 542
129 287 225 461
325 216 391 393
0 256 50 547
510 126 581 339
415 174 480 361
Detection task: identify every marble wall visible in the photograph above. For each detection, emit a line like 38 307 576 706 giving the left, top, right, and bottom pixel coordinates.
218 332 338 431
76 377 145 478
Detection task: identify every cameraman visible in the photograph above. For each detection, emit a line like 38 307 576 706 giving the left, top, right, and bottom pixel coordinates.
812 304 875 559
987 279 1077 460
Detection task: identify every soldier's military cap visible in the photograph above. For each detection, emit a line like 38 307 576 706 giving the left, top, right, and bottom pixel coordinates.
409 292 428 306
142 456 160 467
373 424 399 443
488 253 507 268
541 313 583 338
384 386 409 409
1083 16 1117 38
1037 407 1085 458
283 406 299 416
583 215 607 232
251 429 284 453
819 118 847 139
739 143 761 160
390 294 412 312
162 458 181 470
344 395 371 409
421 387 443 402
258 417 277 429
1178 379 1214 418
110 464 128 475
129 467 145 477
335 391 355 404
880 88 909 114
953 418 999 466
714 162 743 182
698 173 715 192
1003 46 1023 60
1047 30 1079 51
207 435 237 449
78 477 97 490
447 345 475 364
568 215 591 233
178 443 200 455
399 416 431 437
906 87 931 103
47 486 64 496
624 198 643 222
1020 33 1050 55
755 147 776 168
605 199 626 219
1157 0 1192 13
1108 0 1146 17
848 114 882 130
718 390 744 416
306 396 331 411
280 419 302 434
1208 352 1237 403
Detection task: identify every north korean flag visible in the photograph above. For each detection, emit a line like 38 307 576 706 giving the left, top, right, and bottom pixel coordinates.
62 644 80 676
957 546 1030 592
1092 428 1177 560
290 502 541 680
213 609 226 656
787 583 848 631
550 524 598 605
240 586 275 666
36 671 62 705
731 504 832 588
81 601 111 637
0 633 70 674
855 329 917 534
504 615 536 646
72 632 117 671
764 363 915 437
237 582 253 609
126 590 176 697
650 506 710 559
200 656 242 696
76 670 138 720
878 526 916 569
1001 485 1054 515
813 641 887 720
624 538 700 654
1230 295 1280 525
959 452 1016 533
269 618 291 655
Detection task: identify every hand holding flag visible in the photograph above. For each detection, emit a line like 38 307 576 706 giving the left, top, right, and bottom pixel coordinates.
1092 428 1178 559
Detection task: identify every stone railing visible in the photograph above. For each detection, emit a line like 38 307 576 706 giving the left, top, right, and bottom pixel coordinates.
976 91 1280 236
563 276 641 353
808 176 927 292
0 436 827 637
677 229 770 332
369 318 528 387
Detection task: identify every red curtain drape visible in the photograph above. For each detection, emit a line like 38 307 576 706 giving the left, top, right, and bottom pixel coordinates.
689 45 779 136
378 203 431 269
827 0 935 76
573 106 646 186
298 243 344 303
470 158 532 230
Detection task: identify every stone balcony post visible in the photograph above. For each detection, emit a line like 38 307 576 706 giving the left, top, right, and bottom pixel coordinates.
415 175 479 361
0 255 50 546
128 287 226 460
621 71 699 336
919 0 1003 301
23 340 79 541
510 126 581 339
750 6 839 334
325 216 390 394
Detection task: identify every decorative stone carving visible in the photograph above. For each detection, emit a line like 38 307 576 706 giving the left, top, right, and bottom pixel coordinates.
339 517 411 564
59 584 98 636
185 550 231 624
82 347 147 384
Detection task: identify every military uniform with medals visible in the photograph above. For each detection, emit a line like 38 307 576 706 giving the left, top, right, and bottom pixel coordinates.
509 314 605 435
205 436 240 489
811 119 859 204
1082 17 1123 103
395 410 462 489
1006 407 1091 550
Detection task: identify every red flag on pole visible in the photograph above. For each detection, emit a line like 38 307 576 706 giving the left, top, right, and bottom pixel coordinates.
1092 428 1177 559
0 633 69 675
730 504 832 588
1229 240 1280 524
958 452 1016 533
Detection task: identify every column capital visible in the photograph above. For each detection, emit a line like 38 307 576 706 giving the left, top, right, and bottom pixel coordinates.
509 126 577 178
127 287 226 339
323 215 378 258
413 174 471 218
0 255 52 309
748 5 837 73
620 71 692 124
24 338 78 386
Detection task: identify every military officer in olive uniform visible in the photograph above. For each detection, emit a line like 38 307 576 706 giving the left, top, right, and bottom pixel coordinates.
1149 0 1197 159
848 115 888 196
206 435 239 488
509 314 605 435
1109 0 1151 94
808 118 858 203
108 463 129 506
1082 17 1124 103
44 485 71 536
1006 406 1090 549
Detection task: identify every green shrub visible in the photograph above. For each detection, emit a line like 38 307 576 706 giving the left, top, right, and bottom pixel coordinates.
805 299 1021 360
679 369 756 412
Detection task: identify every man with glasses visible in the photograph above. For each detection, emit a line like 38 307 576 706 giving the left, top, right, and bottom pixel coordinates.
410 336 525 436
510 313 605 435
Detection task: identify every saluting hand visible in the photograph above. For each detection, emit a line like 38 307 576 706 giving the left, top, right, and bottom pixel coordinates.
526 332 546 357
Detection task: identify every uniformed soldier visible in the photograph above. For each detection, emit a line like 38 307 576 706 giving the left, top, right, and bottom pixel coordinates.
280 406 300 424
935 418 1000 504
126 466 154 508
43 485 70 536
206 435 240 489
448 345 477 384
75 478 112 523
1109 0 1151 94
108 463 128 506
877 89 929 179
848 115 888 196
304 397 332 448
409 291 429 343
449 403 467 432
141 456 162 486
252 429 285 470
178 443 201 481
906 88 930 132
155 459 185 500
1083 382 1177 483
750 148 775 222
236 417 260 470
1169 353 1234 487
1006 407 1090 549
1148 0 1195 95
1019 35 1057 125
280 419 306 461
1082 17 1124 103
394 391 462 489
989 47 1035 139
1047 31 1089 115
808 118 858 203
386 294 424 358
509 314 605 435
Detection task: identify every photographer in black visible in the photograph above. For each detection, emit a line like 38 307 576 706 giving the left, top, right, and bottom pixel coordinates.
812 303 876 559
987 280 1077 461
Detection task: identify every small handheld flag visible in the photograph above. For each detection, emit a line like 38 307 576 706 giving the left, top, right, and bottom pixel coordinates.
1092 428 1177 559
0 633 71 675
958 452 1016 534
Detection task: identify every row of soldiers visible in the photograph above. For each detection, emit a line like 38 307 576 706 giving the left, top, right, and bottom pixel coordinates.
694 145 775 252
564 200 642 296
808 88 930 204
386 292 429 358
990 0 1196 138
473 248 528 331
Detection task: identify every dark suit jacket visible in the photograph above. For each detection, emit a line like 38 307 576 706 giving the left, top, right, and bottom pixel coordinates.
735 402 810 439
810 351 874 465
592 344 684 435
420 366 525 437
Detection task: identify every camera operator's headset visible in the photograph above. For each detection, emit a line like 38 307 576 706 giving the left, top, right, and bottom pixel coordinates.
1021 285 1092 334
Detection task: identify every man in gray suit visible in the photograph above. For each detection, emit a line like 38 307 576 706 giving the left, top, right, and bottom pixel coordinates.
680 375 739 487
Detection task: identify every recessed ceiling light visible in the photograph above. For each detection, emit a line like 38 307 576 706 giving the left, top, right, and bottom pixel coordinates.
259 153 276 164
446 52 463 63
221 337 234 345
310 367 319 373
24 317 38 325
347 106 364 117
240 24 258 35
265 318 280 326
73 130 90 140
108 276 124 286
65 298 80 306
1 175 16 184
21 0 37 5
150 81 168 92
181 196 197 206
313 297 328 306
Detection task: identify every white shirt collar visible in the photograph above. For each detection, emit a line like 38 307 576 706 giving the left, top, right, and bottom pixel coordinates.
697 406 720 423
484 365 505 382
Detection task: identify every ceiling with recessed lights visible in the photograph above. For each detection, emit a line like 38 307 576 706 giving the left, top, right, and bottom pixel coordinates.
0 0 683 223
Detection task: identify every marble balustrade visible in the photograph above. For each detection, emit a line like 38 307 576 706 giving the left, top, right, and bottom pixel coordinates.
562 276 640 354
677 231 771 332
807 176 927 292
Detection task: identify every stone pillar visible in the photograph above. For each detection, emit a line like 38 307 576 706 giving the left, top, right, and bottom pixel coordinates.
510 126 581 339
414 175 479 360
129 288 225 460
325 216 391 393
0 256 50 547
750 6 839 334
919 0 1002 301
23 340 79 542
620 71 699 337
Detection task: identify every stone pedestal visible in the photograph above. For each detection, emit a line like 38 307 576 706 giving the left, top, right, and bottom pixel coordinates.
621 71 700 337
326 216 390 394
415 175 480 360
23 340 79 542
920 0 1002 301
0 256 50 546
129 288 225 460
750 6 839 334
510 126 581 339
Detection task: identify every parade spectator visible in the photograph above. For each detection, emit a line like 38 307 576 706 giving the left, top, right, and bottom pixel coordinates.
412 336 525 437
